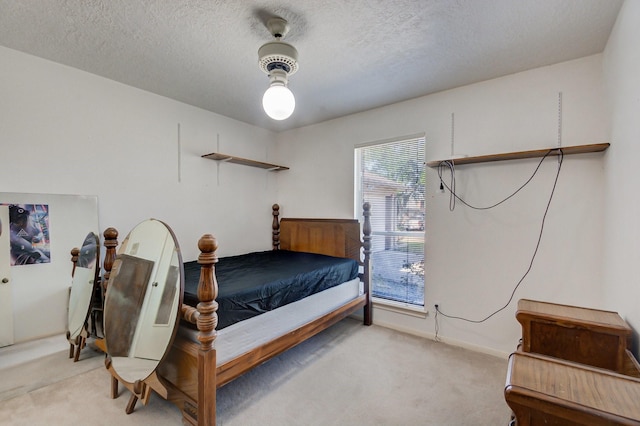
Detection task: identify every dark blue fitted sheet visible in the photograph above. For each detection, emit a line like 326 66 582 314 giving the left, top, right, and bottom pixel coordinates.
183 250 359 329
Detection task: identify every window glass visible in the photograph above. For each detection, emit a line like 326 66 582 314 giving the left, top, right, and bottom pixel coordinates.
356 136 425 306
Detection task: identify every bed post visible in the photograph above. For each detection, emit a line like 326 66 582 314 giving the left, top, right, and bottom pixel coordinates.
362 202 373 326
102 227 119 293
67 247 80 358
196 234 219 426
95 227 118 355
272 203 280 250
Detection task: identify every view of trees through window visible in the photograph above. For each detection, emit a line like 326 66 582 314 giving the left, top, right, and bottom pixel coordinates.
356 136 425 306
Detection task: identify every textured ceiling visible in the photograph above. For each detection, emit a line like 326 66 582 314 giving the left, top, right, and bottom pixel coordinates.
0 0 624 132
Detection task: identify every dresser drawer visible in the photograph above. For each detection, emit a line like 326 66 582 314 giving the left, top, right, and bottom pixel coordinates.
516 299 632 373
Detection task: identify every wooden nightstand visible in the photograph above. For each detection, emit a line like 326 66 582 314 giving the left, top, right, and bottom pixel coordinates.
505 351 640 425
515 299 633 373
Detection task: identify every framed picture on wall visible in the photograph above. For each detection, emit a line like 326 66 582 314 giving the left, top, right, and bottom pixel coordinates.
4 204 51 266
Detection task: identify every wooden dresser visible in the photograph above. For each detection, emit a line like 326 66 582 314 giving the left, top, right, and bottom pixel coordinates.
506 351 640 426
505 299 640 425
515 298 633 373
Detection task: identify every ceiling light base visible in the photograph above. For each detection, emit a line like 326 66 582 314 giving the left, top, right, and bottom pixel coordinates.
266 17 290 39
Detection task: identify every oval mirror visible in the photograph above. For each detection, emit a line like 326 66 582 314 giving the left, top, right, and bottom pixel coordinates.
67 232 100 343
103 219 183 384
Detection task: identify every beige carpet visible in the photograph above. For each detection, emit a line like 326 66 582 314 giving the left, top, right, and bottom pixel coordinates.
0 319 511 425
0 343 104 403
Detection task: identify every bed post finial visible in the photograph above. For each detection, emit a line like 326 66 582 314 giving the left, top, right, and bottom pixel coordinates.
196 233 218 425
101 227 119 294
272 203 280 250
362 202 373 326
70 247 80 278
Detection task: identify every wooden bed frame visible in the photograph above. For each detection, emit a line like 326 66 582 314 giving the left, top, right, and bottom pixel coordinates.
102 203 372 425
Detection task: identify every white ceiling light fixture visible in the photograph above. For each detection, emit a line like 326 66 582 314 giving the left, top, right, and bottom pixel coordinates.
258 17 298 121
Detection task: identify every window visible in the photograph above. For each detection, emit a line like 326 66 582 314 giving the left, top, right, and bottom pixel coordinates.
355 135 425 308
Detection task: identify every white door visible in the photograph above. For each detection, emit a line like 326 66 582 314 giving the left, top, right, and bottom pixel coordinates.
0 206 14 347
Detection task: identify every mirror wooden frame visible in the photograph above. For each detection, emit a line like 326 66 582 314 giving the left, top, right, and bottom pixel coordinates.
102 219 184 414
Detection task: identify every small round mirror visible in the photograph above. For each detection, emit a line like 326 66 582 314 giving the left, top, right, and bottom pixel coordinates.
67 232 100 342
103 219 183 384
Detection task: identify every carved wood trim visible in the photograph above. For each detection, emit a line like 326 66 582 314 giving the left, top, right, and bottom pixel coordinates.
102 227 119 294
272 203 280 250
70 247 79 278
362 202 372 326
181 304 199 324
196 234 218 426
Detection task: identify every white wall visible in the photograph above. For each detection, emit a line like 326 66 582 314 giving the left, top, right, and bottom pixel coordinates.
0 46 279 342
276 54 609 356
0 193 98 342
602 0 640 355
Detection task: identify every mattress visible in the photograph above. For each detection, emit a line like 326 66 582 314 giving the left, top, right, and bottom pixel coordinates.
177 277 362 366
183 250 359 329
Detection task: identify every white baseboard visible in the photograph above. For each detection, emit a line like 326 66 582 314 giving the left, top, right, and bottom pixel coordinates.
372 317 510 359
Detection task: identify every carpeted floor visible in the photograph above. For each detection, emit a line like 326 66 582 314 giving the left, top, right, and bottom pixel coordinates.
0 319 511 425
0 342 103 403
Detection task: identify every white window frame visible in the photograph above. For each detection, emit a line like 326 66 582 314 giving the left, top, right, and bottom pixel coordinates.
355 133 426 315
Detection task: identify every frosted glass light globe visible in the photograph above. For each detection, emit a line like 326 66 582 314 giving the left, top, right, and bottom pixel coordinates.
262 85 295 120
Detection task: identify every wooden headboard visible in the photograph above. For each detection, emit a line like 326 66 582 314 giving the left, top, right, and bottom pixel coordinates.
271 204 363 263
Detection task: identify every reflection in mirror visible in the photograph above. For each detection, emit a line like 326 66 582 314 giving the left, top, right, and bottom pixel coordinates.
67 232 100 362
104 219 183 386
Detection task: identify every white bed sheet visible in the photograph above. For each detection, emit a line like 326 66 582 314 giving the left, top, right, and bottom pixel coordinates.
200 277 362 365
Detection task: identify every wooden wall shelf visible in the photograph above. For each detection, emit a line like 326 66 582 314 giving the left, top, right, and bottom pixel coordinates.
202 152 289 171
426 143 609 167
